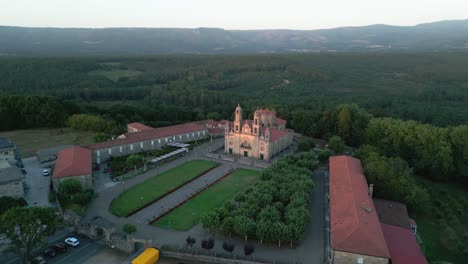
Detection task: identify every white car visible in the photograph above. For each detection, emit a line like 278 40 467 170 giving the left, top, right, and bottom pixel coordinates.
64 237 80 247
42 169 49 176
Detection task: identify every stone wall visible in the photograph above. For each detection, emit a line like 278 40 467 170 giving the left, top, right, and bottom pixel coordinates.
53 174 92 191
332 250 389 264
162 251 264 264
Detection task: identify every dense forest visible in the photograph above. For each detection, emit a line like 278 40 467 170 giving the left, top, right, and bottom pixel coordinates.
1 53 467 129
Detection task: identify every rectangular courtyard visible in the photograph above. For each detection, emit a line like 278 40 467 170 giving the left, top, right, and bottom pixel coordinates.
153 168 260 230
110 160 219 216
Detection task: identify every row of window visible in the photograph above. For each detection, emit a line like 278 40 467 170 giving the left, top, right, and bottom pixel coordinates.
96 131 206 157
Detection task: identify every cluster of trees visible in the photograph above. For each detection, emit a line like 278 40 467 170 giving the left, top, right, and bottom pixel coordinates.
57 178 94 207
0 95 67 131
0 196 26 214
201 152 318 246
356 145 430 210
290 104 372 147
66 114 116 134
366 118 468 181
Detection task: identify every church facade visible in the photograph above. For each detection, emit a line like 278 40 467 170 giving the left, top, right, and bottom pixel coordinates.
224 104 293 160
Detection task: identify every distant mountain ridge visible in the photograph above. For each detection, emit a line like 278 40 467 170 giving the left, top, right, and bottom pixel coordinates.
1 19 468 55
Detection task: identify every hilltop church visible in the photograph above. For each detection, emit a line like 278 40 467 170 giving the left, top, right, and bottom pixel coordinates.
224 104 293 160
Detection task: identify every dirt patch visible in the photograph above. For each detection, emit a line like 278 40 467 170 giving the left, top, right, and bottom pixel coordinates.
0 128 95 158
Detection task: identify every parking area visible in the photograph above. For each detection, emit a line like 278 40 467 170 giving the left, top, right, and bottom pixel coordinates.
1 234 105 264
22 157 52 207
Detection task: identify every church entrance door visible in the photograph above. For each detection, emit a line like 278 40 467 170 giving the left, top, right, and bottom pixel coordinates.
243 151 248 157
229 148 233 154
260 154 264 160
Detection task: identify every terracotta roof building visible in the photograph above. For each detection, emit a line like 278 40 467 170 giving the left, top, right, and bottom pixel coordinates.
52 146 92 190
84 122 209 163
329 155 390 263
127 122 154 133
329 156 428 264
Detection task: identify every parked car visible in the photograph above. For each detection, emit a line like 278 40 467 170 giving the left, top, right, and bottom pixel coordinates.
52 242 67 253
32 256 46 264
43 248 56 257
42 169 49 176
95 165 100 171
64 237 80 247
104 168 110 173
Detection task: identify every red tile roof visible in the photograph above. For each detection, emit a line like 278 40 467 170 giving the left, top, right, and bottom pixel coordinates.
381 223 427 264
52 147 92 179
208 127 225 135
329 156 390 258
85 122 207 150
276 117 287 126
127 122 153 131
374 198 412 230
270 128 290 141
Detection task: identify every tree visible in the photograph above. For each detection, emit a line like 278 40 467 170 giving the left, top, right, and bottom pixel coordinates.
222 241 235 253
122 223 137 235
244 244 255 256
298 138 316 152
0 207 62 264
58 178 82 196
126 154 142 168
220 216 235 237
186 236 196 247
201 211 221 229
328 135 345 154
93 132 109 143
234 215 255 241
0 197 27 215
201 238 214 251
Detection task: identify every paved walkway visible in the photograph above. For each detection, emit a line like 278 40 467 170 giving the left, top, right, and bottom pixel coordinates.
129 164 233 224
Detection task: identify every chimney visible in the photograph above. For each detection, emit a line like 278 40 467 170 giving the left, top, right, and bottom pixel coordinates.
369 184 374 197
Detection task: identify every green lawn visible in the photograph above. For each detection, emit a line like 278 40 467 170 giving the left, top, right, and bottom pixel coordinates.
411 177 468 263
110 160 218 217
154 168 261 230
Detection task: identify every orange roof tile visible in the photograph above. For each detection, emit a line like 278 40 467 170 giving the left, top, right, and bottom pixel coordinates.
127 122 153 131
381 223 427 264
52 147 92 178
329 156 390 258
85 122 207 150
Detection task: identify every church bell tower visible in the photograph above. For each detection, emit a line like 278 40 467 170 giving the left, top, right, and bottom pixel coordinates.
234 104 243 133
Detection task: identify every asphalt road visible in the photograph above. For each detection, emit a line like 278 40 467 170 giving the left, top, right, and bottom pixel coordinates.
22 156 52 207
1 234 104 264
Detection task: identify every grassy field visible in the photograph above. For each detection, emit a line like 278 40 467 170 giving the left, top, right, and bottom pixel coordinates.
110 160 219 217
0 128 95 157
412 177 468 263
89 69 142 82
154 168 261 230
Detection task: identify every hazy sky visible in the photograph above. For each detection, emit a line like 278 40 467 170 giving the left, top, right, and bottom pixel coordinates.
1 0 467 30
